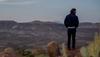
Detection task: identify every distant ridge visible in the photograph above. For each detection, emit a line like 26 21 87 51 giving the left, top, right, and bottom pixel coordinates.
0 20 99 49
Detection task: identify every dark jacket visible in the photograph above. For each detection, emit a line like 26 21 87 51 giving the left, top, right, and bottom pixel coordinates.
64 14 79 28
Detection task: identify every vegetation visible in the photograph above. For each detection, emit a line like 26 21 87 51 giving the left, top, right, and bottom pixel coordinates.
0 33 100 57
87 33 100 57
80 33 100 57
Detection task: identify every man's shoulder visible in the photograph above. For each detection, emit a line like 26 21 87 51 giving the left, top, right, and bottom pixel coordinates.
66 14 78 18
67 14 71 16
66 14 71 17
75 15 78 17
72 15 78 18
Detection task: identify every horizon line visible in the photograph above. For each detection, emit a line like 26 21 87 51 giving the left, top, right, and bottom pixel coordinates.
0 20 99 24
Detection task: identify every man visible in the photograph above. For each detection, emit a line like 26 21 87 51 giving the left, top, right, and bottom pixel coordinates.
64 8 79 50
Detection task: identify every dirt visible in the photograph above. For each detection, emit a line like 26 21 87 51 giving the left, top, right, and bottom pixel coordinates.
67 49 82 57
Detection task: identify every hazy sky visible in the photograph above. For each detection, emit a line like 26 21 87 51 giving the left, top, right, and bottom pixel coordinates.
0 0 100 23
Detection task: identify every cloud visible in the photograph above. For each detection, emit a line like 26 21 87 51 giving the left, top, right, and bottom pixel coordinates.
0 0 37 5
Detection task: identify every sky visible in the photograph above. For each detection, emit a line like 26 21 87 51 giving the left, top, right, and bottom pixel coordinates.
0 0 100 23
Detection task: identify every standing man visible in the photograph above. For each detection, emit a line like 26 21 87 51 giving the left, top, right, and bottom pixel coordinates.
64 8 79 50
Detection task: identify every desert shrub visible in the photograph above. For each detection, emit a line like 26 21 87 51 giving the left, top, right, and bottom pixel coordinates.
47 41 61 57
4 47 15 53
32 48 46 56
23 51 34 57
1 47 23 57
16 48 25 56
80 46 89 57
99 52 100 57
15 48 34 57
35 54 48 57
62 43 68 57
84 33 100 57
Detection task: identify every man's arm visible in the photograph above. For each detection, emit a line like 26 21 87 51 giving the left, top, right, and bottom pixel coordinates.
64 16 69 28
75 16 79 28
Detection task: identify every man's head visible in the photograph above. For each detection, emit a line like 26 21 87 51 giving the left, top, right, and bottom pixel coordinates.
70 8 76 15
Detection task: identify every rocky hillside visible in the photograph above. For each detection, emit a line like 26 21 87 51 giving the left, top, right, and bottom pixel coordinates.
0 20 99 49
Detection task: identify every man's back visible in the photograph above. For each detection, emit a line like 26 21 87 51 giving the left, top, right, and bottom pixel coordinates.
64 14 79 28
